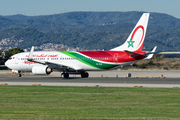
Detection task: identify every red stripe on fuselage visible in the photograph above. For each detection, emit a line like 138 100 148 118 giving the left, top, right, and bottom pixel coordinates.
77 51 145 63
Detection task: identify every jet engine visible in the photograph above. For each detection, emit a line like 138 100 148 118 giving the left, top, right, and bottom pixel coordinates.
32 66 52 75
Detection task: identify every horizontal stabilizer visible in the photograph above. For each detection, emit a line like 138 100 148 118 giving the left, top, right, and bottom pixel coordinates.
125 50 144 57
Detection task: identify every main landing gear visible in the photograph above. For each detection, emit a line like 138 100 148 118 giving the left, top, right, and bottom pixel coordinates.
61 73 69 78
61 72 89 78
81 72 89 78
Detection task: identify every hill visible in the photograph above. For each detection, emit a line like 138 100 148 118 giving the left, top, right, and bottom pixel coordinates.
0 11 180 51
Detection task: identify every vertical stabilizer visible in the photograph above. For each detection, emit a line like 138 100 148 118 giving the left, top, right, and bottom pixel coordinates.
110 13 150 52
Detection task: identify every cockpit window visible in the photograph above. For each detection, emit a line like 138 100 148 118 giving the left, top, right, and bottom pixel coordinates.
8 57 12 60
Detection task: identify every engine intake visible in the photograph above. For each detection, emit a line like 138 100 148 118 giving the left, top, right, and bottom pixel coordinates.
32 66 52 75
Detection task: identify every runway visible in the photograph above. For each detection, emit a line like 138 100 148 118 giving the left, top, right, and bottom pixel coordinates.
1 74 180 88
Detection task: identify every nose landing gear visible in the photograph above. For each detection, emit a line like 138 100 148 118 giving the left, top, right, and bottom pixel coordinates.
18 71 22 77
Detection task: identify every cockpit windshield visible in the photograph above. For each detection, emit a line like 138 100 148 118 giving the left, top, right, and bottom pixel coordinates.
8 57 12 60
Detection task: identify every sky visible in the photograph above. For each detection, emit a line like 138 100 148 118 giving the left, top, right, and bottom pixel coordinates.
0 0 180 18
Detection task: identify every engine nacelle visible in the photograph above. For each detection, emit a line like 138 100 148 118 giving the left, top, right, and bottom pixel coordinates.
32 66 52 75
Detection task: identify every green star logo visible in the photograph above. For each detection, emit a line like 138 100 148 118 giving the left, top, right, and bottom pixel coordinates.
127 38 135 48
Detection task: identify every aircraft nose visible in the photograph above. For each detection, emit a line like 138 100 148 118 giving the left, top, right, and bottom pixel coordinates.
5 60 9 67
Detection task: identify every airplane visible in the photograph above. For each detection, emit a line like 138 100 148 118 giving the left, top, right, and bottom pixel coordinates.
5 13 157 78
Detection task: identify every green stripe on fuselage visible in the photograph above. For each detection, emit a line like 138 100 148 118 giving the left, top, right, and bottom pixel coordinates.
59 51 118 69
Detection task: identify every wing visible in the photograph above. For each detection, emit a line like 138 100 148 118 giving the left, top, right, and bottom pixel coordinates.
27 46 75 71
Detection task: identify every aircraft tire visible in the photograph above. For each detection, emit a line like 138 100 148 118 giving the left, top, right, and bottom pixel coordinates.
81 72 89 78
64 73 69 78
18 74 22 77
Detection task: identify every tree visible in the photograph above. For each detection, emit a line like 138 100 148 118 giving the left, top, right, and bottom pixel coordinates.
0 50 4 65
0 50 2 56
4 47 24 61
0 57 3 65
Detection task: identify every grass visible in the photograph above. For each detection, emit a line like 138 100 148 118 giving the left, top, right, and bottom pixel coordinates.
0 86 180 119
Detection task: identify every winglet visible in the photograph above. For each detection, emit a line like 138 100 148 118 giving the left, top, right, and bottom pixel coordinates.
144 46 157 59
28 46 34 61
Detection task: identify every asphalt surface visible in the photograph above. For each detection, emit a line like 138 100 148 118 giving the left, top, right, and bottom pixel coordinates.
1 74 180 88
2 70 180 78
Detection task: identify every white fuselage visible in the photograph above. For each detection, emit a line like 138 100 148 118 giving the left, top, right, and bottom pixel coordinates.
5 51 132 72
